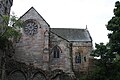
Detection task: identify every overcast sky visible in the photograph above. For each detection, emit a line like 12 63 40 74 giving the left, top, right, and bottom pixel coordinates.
11 0 118 46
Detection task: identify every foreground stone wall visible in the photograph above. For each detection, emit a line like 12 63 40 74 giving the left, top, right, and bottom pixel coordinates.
0 0 13 23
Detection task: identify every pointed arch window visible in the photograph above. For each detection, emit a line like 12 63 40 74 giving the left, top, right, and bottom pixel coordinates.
75 52 81 63
52 46 62 58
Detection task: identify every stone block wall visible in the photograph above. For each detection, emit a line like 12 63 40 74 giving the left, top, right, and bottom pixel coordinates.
50 32 73 73
72 41 92 72
15 28 46 69
14 8 50 70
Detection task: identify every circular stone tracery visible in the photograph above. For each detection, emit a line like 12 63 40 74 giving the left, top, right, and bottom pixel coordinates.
24 19 38 36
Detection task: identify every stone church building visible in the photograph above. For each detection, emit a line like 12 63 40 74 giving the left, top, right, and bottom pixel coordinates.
0 0 93 80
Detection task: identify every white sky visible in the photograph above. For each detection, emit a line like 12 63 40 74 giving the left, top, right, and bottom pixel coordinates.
11 0 118 46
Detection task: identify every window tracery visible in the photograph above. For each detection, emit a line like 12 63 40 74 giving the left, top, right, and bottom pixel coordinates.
52 45 61 58
75 52 81 63
24 19 38 36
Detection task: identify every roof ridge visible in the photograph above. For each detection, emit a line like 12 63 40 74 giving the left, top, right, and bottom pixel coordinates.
51 28 92 42
18 7 50 27
51 28 86 30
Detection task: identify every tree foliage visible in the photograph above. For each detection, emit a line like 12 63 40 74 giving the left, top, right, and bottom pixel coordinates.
88 1 120 80
89 43 120 80
106 1 120 55
0 14 22 54
0 14 23 80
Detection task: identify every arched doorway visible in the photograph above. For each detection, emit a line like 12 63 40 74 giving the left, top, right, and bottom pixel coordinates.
32 72 46 80
8 70 26 80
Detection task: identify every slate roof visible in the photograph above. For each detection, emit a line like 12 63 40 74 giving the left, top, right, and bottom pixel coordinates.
51 28 92 42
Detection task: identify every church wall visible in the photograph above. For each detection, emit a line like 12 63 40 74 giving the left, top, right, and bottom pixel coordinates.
50 32 73 73
14 29 47 70
14 9 50 70
0 0 93 79
72 41 92 73
20 8 49 29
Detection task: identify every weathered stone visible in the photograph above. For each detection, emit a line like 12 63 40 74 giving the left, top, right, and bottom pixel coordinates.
0 2 93 80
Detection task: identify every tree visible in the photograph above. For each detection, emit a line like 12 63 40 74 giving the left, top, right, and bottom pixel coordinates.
0 14 22 53
88 1 120 80
89 43 120 80
0 14 22 80
106 1 120 55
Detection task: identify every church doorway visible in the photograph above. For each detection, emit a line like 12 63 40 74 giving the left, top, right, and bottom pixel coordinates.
8 70 26 80
32 72 46 80
8 70 47 80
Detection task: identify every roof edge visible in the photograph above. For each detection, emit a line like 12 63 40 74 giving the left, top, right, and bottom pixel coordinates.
18 7 50 27
50 30 70 42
